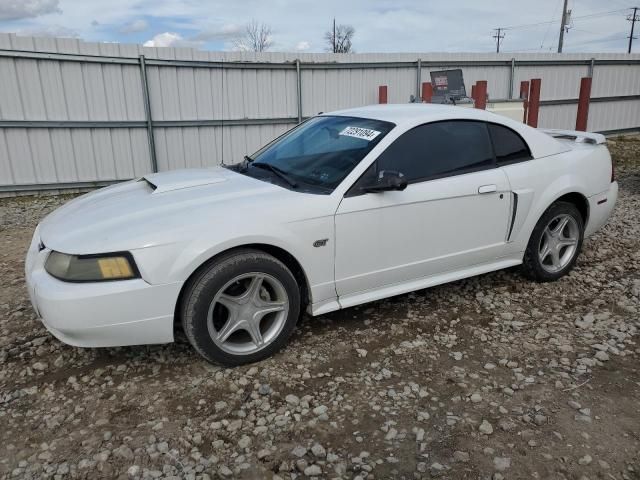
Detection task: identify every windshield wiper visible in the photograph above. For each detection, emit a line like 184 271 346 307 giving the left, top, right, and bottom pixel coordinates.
252 162 298 188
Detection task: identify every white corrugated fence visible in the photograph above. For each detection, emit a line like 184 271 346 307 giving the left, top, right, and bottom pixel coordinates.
0 32 638 192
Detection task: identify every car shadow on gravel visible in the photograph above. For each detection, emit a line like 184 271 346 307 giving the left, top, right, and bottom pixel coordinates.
50 265 526 373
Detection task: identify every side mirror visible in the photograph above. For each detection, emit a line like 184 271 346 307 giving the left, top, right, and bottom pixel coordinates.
362 170 408 193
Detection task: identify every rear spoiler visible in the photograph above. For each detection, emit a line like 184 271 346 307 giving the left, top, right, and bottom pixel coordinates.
540 129 606 145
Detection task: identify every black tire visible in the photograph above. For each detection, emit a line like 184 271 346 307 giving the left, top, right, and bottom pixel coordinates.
181 249 301 366
521 201 584 282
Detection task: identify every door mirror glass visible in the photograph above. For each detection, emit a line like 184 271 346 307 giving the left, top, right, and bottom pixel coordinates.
362 170 407 193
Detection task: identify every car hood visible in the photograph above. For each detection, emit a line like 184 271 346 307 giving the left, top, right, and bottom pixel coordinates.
39 167 298 254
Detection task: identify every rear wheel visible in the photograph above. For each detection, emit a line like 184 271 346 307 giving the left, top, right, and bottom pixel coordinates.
181 249 301 366
522 201 584 282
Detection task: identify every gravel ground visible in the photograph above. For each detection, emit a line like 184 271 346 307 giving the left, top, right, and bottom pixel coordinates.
1 136 639 480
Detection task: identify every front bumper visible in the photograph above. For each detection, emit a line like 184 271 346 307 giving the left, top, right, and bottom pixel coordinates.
25 227 182 348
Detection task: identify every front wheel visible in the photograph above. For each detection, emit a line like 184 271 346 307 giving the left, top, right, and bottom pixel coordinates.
521 201 584 282
181 249 301 366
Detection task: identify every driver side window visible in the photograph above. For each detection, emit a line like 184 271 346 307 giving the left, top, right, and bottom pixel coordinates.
376 120 495 183
347 120 496 197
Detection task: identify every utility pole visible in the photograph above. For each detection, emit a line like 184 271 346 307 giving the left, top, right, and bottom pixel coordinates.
333 18 336 53
628 7 639 54
558 0 569 53
492 28 505 53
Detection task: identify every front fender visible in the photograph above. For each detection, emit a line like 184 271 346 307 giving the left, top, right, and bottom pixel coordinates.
131 216 336 305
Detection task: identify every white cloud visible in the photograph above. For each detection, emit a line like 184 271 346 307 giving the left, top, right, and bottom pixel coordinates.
295 41 310 51
17 24 78 37
119 18 149 34
0 0 61 21
143 31 202 49
192 23 243 42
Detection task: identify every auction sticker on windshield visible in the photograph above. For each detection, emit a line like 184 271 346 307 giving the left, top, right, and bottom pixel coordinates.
339 126 381 141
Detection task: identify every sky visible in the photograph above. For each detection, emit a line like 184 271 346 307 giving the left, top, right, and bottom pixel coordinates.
0 0 637 54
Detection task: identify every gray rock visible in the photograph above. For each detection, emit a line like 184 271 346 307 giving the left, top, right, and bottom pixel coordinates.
304 464 322 476
114 445 134 460
568 400 581 410
218 465 233 477
493 457 511 471
258 384 271 395
453 451 470 463
32 362 47 371
310 443 326 458
575 313 595 329
479 420 494 435
291 445 307 458
578 454 592 465
313 405 328 416
285 394 300 406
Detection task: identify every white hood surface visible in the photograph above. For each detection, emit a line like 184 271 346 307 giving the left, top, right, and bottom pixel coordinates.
38 167 300 254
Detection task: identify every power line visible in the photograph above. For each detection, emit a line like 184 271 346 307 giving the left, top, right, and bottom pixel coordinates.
628 7 639 53
609 0 634 9
502 32 630 53
565 34 631 48
492 27 505 52
499 8 627 31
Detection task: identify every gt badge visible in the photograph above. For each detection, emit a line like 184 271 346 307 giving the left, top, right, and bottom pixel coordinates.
313 239 329 248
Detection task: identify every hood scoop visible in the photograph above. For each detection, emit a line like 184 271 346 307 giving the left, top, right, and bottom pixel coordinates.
140 169 228 194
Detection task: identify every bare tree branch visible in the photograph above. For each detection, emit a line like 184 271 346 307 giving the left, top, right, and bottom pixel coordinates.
324 23 355 53
234 20 273 52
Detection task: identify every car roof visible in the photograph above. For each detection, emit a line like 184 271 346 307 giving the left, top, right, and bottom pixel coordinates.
325 103 490 125
323 103 569 159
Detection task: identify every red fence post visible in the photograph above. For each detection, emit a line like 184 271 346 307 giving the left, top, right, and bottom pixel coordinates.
575 77 592 131
474 81 487 110
527 79 541 128
520 80 530 123
421 82 433 103
378 85 388 104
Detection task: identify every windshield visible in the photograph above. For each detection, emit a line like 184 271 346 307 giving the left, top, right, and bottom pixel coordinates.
231 115 395 194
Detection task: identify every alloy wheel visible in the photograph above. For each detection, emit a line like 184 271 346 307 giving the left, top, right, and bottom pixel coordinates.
207 272 289 355
538 213 580 273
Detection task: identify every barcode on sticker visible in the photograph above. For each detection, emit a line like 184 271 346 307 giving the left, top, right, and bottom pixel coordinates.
339 126 381 141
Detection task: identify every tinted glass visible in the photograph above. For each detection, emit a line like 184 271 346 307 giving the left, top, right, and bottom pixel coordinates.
375 120 495 182
488 123 531 165
239 116 394 193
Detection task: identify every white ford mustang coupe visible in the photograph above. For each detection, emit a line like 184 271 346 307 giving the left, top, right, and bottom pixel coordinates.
25 104 617 365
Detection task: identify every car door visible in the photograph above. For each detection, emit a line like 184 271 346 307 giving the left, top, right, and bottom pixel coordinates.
334 120 512 298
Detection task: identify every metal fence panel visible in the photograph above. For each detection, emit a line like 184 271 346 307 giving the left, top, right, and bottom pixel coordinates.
588 99 640 132
591 64 640 98
0 33 639 191
514 65 589 101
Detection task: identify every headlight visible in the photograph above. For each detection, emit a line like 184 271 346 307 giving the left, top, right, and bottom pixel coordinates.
45 251 139 282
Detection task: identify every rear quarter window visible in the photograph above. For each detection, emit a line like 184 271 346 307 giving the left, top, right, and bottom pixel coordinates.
488 123 532 165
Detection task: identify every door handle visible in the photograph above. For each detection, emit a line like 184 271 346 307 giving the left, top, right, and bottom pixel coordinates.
478 184 497 194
